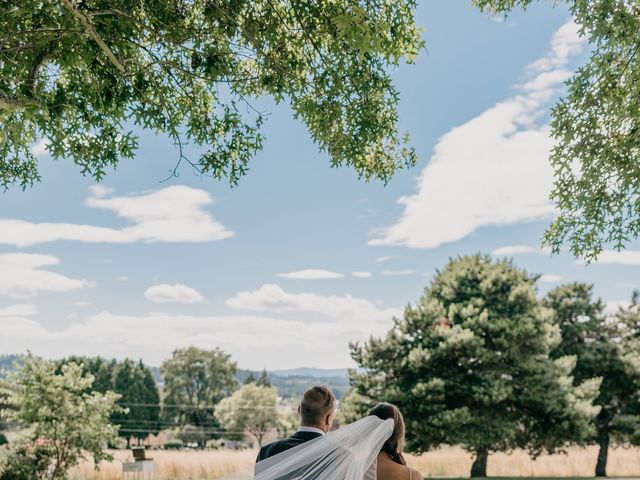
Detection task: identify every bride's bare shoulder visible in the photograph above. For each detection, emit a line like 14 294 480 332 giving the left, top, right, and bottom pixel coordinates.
376 453 423 480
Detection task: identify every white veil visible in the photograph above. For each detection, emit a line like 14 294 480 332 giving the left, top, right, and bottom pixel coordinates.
254 416 394 480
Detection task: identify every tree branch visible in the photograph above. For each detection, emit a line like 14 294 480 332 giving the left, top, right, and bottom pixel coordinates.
59 0 126 73
0 92 41 111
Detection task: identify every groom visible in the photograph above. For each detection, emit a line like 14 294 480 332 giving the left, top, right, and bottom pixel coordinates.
256 384 336 462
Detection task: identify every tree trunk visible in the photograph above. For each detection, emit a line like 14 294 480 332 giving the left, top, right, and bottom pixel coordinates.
470 446 488 477
595 426 609 477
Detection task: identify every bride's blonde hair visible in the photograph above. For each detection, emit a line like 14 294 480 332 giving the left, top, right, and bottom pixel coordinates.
369 403 407 466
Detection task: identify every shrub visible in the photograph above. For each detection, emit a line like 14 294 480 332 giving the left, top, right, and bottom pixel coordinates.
163 439 184 450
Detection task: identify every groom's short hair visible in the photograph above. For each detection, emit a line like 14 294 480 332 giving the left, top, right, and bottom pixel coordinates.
300 385 336 425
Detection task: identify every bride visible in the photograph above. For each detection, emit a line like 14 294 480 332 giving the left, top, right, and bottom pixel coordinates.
255 401 423 480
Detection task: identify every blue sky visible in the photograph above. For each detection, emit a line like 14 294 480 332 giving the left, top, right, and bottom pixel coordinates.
1 1 639 370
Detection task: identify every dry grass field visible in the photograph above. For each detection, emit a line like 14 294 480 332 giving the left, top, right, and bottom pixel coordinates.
69 445 640 479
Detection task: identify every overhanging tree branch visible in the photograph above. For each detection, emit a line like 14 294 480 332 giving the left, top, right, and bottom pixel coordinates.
59 0 126 74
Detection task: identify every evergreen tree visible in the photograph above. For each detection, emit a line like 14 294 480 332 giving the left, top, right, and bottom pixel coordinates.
256 369 272 388
244 372 257 385
544 284 640 476
350 255 600 477
110 359 161 446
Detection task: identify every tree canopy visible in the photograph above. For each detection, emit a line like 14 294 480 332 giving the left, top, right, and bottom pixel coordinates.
350 255 600 477
215 383 282 447
0 0 422 189
473 0 640 261
161 346 238 445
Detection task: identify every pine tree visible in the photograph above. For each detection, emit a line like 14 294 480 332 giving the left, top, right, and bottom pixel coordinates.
544 284 640 476
351 255 600 477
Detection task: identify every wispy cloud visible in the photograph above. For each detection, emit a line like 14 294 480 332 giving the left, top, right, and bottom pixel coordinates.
492 245 550 256
276 269 344 280
0 185 233 247
539 274 563 283
376 256 393 263
381 270 415 276
370 21 586 249
0 308 398 369
144 284 205 304
589 250 640 266
0 253 89 298
226 283 399 323
352 271 373 278
0 303 39 316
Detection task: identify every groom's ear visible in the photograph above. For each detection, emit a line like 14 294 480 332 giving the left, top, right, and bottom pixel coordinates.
297 403 302 417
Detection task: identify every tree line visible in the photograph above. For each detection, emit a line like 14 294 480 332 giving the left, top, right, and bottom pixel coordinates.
345 254 640 477
0 347 291 479
2 254 639 478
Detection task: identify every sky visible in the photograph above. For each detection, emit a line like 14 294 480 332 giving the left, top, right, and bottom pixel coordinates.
2 1 639 371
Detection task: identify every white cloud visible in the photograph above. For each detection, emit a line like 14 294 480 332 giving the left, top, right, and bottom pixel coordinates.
352 271 373 278
116 276 129 282
376 256 393 263
144 284 205 304
0 185 233 247
539 274 563 283
276 269 344 280
370 21 586 249
0 303 39 316
0 253 88 298
226 283 400 323
31 138 48 157
492 245 550 256
0 308 397 369
593 250 640 266
381 270 415 276
89 185 115 198
72 301 90 307
605 300 631 316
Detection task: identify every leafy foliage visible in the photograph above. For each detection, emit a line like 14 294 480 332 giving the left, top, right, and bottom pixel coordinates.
161 346 237 446
0 0 423 189
0 355 120 479
350 255 600 477
473 0 640 261
215 383 282 447
544 284 640 476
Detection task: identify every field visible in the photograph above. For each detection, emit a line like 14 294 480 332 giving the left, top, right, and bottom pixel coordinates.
69 445 640 479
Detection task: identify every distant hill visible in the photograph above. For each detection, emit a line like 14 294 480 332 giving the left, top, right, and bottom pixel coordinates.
236 368 349 399
0 354 22 378
0 353 350 399
271 368 349 378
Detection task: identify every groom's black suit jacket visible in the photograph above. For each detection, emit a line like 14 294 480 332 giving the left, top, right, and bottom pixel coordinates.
256 430 323 463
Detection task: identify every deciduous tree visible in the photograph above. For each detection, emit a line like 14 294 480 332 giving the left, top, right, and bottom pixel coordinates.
0 355 120 479
161 346 237 446
215 383 281 447
0 0 422 189
474 0 640 261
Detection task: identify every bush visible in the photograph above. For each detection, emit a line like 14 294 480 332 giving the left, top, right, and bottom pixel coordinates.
163 439 183 450
205 438 226 450
0 434 7 446
0 441 55 480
